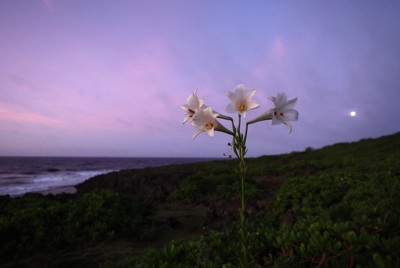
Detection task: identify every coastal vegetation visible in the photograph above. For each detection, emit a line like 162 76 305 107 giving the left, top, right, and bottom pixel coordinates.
0 132 399 267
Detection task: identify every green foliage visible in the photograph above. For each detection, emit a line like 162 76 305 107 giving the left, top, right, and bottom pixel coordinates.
0 190 149 261
64 189 148 243
168 164 261 202
135 230 241 267
258 171 400 267
136 171 400 267
134 133 400 267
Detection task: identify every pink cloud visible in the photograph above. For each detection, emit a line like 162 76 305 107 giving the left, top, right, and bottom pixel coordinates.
252 37 287 88
0 106 64 126
41 0 55 12
271 37 286 58
129 44 179 90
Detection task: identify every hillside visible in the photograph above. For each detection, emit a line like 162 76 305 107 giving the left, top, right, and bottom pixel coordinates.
1 132 399 267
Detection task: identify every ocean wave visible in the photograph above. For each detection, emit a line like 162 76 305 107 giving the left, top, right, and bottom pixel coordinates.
0 170 112 196
0 157 214 196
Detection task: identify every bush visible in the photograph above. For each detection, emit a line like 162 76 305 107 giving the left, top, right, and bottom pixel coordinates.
0 189 149 261
135 171 400 267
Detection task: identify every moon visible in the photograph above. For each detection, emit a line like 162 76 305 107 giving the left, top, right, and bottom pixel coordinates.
350 111 357 117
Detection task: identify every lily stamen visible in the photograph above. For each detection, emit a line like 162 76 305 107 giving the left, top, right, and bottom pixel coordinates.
205 123 214 130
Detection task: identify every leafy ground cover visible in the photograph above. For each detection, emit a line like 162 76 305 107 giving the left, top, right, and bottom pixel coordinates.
0 132 399 267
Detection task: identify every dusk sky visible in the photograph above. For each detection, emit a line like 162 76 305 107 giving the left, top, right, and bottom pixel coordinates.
1 0 399 158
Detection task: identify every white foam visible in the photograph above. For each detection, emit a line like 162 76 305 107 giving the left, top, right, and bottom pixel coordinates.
0 170 112 196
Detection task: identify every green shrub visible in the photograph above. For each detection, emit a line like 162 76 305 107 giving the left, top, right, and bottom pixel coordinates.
136 171 400 267
0 189 149 261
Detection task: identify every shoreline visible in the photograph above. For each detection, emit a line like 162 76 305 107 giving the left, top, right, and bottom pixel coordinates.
38 186 77 195
0 157 219 197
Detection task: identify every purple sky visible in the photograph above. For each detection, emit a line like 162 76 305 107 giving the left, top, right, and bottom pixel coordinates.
1 1 399 157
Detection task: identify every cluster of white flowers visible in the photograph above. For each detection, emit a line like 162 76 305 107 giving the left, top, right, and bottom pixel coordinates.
181 84 299 139
182 84 299 264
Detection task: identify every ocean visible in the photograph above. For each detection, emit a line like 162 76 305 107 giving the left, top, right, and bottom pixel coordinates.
0 157 213 196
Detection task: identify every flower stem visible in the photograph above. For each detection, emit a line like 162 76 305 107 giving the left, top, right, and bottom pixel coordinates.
239 151 249 267
244 122 250 145
235 114 249 267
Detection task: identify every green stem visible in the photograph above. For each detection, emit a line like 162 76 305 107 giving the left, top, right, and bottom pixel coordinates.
236 114 249 267
222 114 250 266
244 122 250 145
239 150 249 267
239 114 242 128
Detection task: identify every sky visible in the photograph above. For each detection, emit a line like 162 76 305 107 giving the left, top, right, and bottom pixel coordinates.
0 0 399 158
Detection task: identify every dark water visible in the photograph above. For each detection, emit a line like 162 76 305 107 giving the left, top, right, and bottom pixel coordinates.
0 157 213 196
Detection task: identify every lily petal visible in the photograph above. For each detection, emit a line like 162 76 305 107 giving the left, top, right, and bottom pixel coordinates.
282 109 299 121
225 103 238 114
225 91 237 101
279 97 297 111
192 129 204 139
283 122 293 134
205 127 215 137
182 114 191 124
247 100 260 110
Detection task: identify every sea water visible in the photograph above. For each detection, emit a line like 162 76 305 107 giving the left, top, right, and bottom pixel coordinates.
0 157 212 196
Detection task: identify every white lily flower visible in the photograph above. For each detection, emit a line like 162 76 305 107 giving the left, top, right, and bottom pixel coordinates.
268 92 299 134
191 106 219 139
180 89 205 124
225 84 259 118
191 106 233 139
